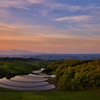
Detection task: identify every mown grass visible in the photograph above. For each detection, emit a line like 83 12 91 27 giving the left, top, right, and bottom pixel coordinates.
0 87 19 92
0 90 100 100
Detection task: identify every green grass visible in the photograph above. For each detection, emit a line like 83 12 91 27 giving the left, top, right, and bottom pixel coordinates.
0 87 19 91
0 61 40 79
0 90 100 100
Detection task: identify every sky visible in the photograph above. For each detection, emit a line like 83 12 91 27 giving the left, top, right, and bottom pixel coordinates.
0 0 100 54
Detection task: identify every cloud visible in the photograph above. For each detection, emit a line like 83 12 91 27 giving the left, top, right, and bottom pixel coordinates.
0 0 45 10
77 24 100 29
53 15 99 38
0 23 73 39
38 3 81 17
0 23 99 53
0 23 99 40
0 8 11 18
64 25 98 38
55 15 91 22
0 0 22 7
43 3 100 12
0 23 99 41
0 36 100 53
28 0 45 3
44 3 67 10
50 3 81 12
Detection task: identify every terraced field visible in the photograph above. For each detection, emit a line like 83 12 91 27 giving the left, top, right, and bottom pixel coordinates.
0 70 55 91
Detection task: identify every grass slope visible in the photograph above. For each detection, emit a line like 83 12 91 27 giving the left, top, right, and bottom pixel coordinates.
0 90 100 100
0 61 40 79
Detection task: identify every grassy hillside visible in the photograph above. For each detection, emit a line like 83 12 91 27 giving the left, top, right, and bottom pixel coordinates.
0 61 40 79
33 61 54 69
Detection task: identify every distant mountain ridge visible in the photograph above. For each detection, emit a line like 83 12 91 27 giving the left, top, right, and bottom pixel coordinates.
0 49 43 55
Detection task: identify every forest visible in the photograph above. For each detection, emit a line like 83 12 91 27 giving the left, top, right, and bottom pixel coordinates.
45 59 100 91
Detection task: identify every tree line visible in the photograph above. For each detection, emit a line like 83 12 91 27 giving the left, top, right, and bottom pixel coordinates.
45 59 100 91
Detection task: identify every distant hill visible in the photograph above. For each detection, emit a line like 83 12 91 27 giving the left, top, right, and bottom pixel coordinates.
0 49 43 55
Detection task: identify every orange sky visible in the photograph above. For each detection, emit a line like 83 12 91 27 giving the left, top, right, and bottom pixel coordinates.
0 24 100 53
0 0 100 54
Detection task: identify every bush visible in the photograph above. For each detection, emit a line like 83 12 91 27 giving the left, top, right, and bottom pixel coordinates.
57 60 100 90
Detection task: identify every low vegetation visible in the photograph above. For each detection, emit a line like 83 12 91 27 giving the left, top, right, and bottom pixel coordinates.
45 59 100 91
0 90 100 100
0 61 40 79
0 59 100 92
0 59 100 100
0 60 53 79
33 61 54 69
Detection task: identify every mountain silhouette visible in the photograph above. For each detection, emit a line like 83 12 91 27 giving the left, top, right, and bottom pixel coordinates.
0 49 43 55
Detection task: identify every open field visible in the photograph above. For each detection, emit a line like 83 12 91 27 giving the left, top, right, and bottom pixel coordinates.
0 90 100 100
